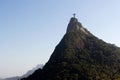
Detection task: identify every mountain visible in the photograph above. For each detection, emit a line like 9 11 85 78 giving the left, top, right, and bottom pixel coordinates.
21 17 120 80
0 78 4 80
2 76 20 80
1 64 43 80
21 64 44 78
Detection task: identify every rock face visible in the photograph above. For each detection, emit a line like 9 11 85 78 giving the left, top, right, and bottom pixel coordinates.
21 17 120 80
67 17 89 35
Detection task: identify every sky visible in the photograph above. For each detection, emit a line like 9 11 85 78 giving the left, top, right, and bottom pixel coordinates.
0 0 120 78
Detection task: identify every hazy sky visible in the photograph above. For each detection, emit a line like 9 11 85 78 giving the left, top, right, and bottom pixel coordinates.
0 0 120 78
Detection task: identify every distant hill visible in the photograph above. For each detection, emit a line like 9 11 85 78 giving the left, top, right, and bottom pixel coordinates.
0 78 4 80
1 64 43 80
2 76 20 80
21 64 43 78
21 17 120 80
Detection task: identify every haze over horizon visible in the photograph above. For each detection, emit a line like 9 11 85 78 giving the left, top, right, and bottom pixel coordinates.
0 0 120 78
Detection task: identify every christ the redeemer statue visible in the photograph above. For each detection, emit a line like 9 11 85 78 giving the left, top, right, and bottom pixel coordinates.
73 13 76 18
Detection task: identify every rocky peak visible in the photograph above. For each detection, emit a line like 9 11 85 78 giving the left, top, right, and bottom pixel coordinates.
67 17 89 35
67 17 79 32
